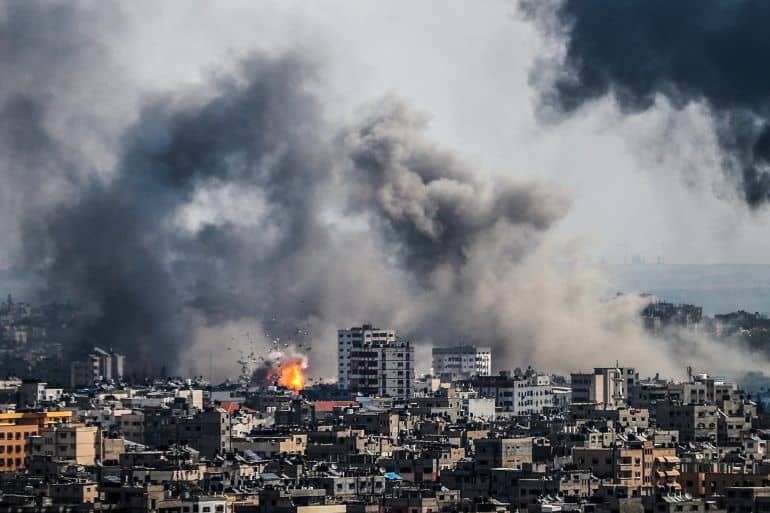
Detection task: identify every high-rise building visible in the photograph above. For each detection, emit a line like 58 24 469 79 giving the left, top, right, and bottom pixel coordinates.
337 324 414 399
337 325 395 390
70 347 126 388
431 345 492 379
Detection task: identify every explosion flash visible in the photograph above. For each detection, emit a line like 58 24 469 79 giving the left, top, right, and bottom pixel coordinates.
252 349 308 393
278 360 305 392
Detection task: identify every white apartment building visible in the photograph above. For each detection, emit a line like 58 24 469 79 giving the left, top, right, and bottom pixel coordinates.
182 497 228 513
337 324 395 389
431 345 491 379
472 372 553 415
337 324 414 399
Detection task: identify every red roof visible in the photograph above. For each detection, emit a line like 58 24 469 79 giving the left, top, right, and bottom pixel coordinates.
218 401 257 414
311 400 359 412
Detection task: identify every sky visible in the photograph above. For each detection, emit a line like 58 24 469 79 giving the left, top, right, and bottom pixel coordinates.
106 0 770 266
3 0 770 381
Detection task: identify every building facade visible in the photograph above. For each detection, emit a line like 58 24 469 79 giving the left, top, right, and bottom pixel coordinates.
70 347 126 388
337 324 414 399
431 345 492 380
470 372 554 415
29 424 99 465
571 367 636 408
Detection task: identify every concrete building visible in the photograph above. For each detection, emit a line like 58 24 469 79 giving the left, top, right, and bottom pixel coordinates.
17 381 64 408
29 424 99 465
572 438 677 492
475 437 534 470
174 408 232 458
571 366 635 408
0 411 72 472
337 324 396 390
725 487 770 513
470 371 554 414
181 496 229 513
432 345 492 380
0 423 37 472
656 402 718 443
70 347 125 387
338 324 414 399
49 481 99 504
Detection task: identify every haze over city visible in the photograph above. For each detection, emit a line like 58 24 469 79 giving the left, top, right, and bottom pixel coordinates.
6 2 770 513
4 1 770 383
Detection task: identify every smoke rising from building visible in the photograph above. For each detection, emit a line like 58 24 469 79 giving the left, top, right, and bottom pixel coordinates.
251 350 307 392
2 1 769 380
522 0 770 207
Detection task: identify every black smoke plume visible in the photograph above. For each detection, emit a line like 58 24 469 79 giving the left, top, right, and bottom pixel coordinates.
23 53 332 373
522 0 770 207
0 1 124 260
17 47 569 375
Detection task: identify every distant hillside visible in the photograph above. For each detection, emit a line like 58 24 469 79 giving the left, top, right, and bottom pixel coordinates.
601 263 770 315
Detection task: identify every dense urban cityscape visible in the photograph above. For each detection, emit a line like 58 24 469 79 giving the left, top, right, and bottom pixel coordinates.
1 304 770 513
6 1 770 513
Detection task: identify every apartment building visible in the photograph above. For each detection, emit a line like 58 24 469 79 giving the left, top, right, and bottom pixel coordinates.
656 402 718 443
338 325 395 390
572 438 677 491
431 345 492 380
338 324 414 399
571 367 636 408
0 411 73 471
70 347 125 387
470 371 553 414
474 437 534 470
29 424 99 465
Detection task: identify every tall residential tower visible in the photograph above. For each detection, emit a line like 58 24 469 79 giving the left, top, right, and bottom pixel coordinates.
337 324 414 399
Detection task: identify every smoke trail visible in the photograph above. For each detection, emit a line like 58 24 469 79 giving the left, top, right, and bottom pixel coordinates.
521 0 770 207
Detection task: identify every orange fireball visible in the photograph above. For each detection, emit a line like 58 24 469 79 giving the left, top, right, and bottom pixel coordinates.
278 361 305 392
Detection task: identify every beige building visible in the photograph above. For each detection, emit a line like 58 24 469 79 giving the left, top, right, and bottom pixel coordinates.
50 481 99 504
232 433 307 457
29 424 99 465
573 439 677 492
571 367 635 408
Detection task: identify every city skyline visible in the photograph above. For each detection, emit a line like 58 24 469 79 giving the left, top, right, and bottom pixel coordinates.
5 2 770 512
